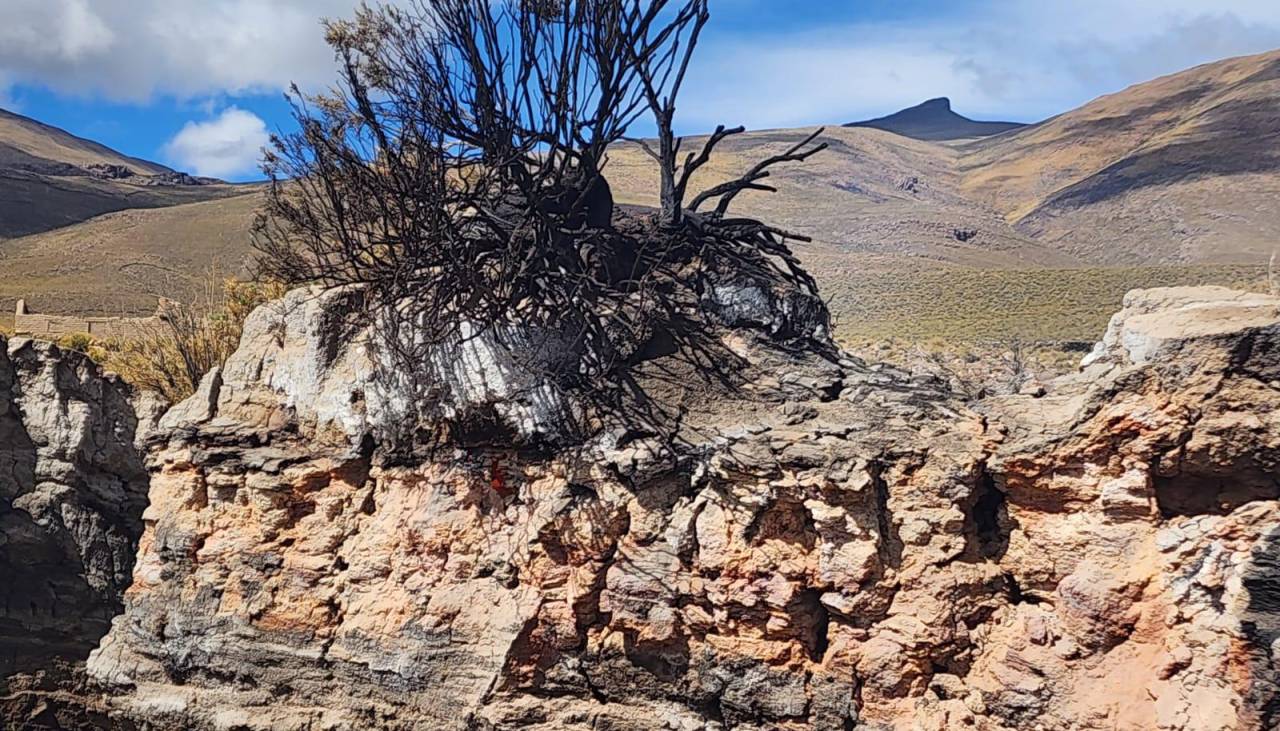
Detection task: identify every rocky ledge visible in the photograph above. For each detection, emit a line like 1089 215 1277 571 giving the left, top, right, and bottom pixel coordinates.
4 286 1278 730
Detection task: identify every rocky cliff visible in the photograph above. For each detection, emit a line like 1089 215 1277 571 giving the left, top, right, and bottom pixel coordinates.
3 285 1278 730
0 338 149 697
968 287 1280 731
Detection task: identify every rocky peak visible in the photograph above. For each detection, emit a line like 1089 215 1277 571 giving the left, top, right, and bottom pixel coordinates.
846 97 1026 141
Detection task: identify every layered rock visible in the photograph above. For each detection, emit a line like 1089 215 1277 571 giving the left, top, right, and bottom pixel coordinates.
70 285 1280 730
962 286 1280 731
0 338 149 677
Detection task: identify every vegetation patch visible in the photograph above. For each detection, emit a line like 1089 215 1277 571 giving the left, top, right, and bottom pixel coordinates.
818 263 1269 344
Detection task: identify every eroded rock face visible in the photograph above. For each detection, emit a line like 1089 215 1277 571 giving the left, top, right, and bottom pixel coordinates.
78 286 1280 730
0 338 149 678
963 287 1280 731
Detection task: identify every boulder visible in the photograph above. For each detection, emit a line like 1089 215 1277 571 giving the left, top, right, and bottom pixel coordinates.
1081 285 1280 369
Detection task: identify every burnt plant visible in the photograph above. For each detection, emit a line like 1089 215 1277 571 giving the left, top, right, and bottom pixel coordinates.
253 0 829 448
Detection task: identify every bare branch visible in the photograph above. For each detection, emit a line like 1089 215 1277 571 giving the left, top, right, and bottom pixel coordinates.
254 0 831 451
624 136 663 163
689 127 828 214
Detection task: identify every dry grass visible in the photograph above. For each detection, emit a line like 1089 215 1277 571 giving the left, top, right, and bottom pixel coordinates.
97 277 284 402
809 261 1269 345
0 192 262 316
829 262 1269 397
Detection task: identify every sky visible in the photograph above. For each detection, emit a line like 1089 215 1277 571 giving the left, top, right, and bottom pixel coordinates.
2 0 1279 182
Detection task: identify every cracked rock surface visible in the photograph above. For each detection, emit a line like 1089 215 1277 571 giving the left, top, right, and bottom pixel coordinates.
0 338 149 679
6 286 1279 730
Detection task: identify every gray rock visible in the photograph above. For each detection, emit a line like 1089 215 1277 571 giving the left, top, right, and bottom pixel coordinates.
1081 286 1280 369
0 338 148 677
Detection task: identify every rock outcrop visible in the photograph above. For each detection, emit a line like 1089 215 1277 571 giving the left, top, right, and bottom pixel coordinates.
967 286 1280 731
2 285 1274 730
93 285 983 730
0 338 149 677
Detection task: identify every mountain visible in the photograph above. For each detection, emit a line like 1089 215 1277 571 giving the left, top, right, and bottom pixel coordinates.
0 107 245 239
961 48 1280 265
615 48 1280 272
0 107 172 176
844 97 1026 141
607 125 1074 269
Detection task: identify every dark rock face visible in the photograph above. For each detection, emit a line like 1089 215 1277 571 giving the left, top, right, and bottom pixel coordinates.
845 97 1026 141
1242 525 1280 730
0 338 149 678
140 171 220 187
83 164 137 181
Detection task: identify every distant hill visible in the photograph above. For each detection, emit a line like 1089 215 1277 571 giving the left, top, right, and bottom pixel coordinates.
0 108 246 239
845 98 1025 141
3 49 1278 344
0 193 261 317
0 107 172 175
962 48 1280 265
607 125 1073 270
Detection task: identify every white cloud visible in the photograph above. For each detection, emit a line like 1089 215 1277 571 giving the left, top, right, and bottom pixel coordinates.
674 0 1280 130
164 107 269 179
0 0 1278 127
0 0 367 101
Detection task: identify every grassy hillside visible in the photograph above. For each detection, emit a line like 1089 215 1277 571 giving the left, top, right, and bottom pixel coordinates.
608 125 1076 269
0 107 246 239
0 171 248 239
961 49 1280 265
0 108 172 175
0 192 262 316
809 259 1270 344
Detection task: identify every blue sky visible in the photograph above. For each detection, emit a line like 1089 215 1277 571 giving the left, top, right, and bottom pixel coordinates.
3 0 1279 182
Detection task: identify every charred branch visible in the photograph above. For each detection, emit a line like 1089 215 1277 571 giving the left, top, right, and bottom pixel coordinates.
253 0 830 451
688 127 828 215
